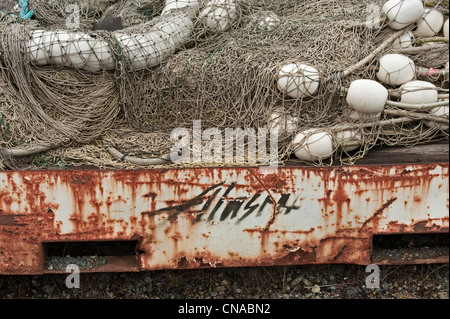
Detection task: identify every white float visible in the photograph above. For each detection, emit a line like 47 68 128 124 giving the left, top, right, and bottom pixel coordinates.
348 110 382 121
198 0 238 33
392 31 414 49
257 14 281 31
268 110 298 136
382 0 424 26
388 21 411 30
292 129 334 161
161 0 199 18
27 13 193 71
346 79 388 114
27 30 96 69
424 104 449 130
400 80 438 105
376 53 415 86
335 130 363 152
444 18 449 38
277 63 320 99
413 9 444 37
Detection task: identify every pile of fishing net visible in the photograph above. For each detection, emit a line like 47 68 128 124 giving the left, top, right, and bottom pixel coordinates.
0 0 448 169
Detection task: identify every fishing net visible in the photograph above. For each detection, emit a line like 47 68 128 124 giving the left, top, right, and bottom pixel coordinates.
0 0 448 169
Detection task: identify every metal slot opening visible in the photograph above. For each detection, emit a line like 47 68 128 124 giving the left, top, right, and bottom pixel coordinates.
43 240 141 273
372 233 449 265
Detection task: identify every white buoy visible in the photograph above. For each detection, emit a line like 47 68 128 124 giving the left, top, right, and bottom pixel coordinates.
335 130 363 152
277 63 320 99
376 54 415 86
268 110 298 136
400 80 438 105
443 18 449 38
388 20 411 30
198 0 238 33
413 9 444 37
245 11 281 30
161 0 199 18
258 14 281 31
85 38 115 72
346 79 388 114
292 129 334 161
424 104 449 130
382 0 424 25
392 31 414 49
27 13 193 71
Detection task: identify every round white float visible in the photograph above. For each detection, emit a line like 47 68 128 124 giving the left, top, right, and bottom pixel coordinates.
388 20 411 30
292 129 334 161
376 53 415 86
413 9 444 37
277 63 320 99
424 104 449 130
335 130 363 152
346 79 388 114
400 80 438 105
198 0 238 33
392 31 414 49
258 14 281 31
382 0 424 25
268 110 298 136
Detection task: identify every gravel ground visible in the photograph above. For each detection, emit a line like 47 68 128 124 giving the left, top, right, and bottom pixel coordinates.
0 263 448 300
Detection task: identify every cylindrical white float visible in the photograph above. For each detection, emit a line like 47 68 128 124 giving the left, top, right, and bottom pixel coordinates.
335 130 363 152
292 129 334 161
400 80 438 105
276 63 320 99
27 13 193 71
424 104 449 130
382 0 424 25
392 31 414 49
413 9 444 37
346 79 388 114
198 0 238 33
27 30 110 71
161 0 199 18
376 53 415 86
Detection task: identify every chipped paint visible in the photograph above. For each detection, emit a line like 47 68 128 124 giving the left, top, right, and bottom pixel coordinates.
0 163 448 274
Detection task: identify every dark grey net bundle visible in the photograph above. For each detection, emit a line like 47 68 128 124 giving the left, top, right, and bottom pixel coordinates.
0 0 448 169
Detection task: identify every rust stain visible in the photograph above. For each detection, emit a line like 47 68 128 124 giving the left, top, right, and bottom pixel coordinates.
246 168 278 232
0 162 448 274
361 197 398 231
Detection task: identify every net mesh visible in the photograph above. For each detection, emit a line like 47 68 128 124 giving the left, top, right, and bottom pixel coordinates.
0 0 448 169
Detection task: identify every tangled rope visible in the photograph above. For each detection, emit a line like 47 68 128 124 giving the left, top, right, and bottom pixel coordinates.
0 0 448 169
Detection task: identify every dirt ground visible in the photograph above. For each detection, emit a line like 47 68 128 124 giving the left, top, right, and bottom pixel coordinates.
0 263 448 300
